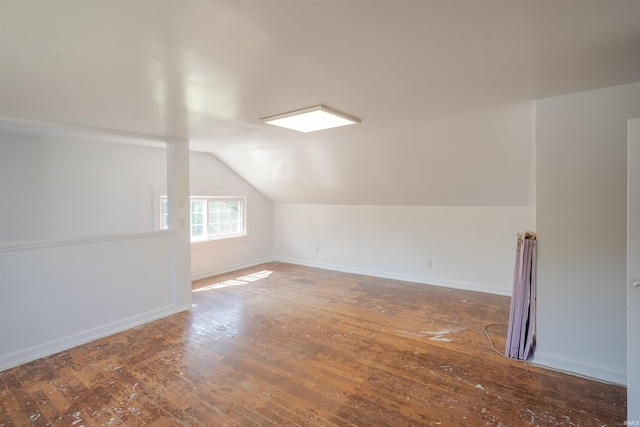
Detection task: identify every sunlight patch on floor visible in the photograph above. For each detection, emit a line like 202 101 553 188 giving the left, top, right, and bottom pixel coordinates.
193 270 273 292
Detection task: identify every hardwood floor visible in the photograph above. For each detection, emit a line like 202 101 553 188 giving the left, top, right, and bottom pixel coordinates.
0 262 627 426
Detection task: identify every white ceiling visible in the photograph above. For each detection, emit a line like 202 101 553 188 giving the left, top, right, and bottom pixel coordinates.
1 1 639 205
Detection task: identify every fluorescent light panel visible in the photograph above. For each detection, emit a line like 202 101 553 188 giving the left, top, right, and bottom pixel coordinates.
261 105 360 133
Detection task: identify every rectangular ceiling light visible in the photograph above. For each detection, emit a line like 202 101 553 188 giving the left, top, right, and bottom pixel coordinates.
261 105 360 133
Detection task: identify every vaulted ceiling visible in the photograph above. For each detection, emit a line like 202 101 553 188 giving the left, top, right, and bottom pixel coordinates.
1 1 639 205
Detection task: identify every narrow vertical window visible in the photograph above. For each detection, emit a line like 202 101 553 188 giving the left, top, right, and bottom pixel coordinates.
190 199 206 239
161 198 168 230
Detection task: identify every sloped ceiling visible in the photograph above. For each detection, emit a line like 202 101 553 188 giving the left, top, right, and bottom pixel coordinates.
1 1 639 205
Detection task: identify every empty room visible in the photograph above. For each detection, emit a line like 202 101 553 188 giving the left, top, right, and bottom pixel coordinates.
1 0 639 425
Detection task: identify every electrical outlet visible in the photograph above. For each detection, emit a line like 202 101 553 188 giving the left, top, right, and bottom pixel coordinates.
425 258 432 268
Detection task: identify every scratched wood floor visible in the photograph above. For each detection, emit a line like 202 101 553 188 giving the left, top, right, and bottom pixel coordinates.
0 262 627 426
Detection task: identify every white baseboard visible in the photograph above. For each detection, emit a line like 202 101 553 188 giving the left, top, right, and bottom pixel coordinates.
191 256 274 281
0 304 178 372
532 351 627 386
273 256 511 296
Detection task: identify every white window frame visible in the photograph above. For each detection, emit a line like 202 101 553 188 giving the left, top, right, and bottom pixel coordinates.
154 189 249 247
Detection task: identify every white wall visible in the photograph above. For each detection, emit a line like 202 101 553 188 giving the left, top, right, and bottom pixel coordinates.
0 131 186 371
189 152 273 279
1 134 167 241
274 204 529 296
0 233 176 369
271 104 535 296
535 82 640 385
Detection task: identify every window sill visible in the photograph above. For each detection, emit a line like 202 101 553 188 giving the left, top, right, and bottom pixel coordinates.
191 234 250 250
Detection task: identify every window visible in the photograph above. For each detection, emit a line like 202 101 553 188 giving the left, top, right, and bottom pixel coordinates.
161 196 246 241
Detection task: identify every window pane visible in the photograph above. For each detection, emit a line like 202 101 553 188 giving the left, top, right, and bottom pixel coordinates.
191 200 205 215
190 197 245 239
221 222 231 234
207 201 218 236
161 198 168 230
209 211 220 223
233 201 243 233
192 225 204 237
190 200 206 238
191 211 203 225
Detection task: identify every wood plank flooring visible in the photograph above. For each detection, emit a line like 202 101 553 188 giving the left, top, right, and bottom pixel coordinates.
0 262 627 426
